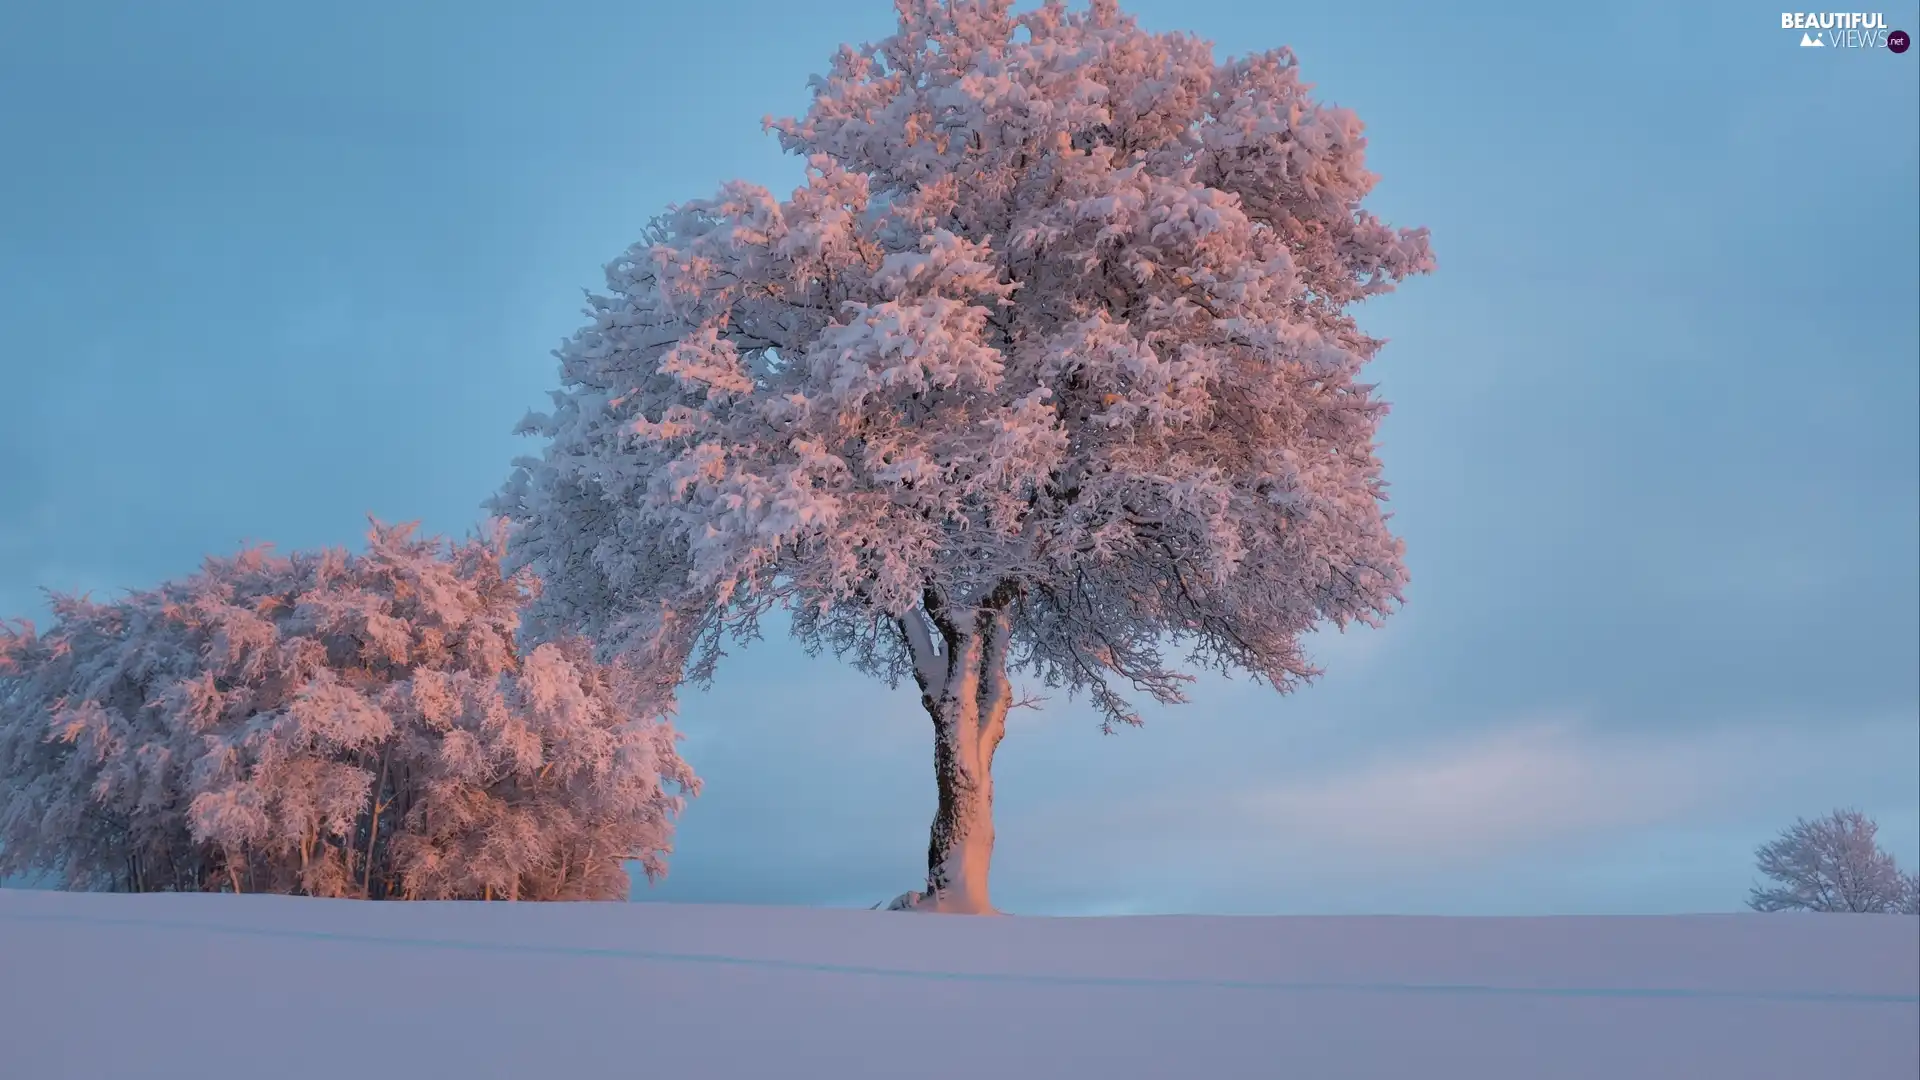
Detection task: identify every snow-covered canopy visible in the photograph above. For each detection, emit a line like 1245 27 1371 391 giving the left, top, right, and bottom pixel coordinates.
0 522 696 900
496 0 1433 727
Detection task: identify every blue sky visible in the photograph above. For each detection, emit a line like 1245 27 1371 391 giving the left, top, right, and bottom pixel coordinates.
2 0 1915 915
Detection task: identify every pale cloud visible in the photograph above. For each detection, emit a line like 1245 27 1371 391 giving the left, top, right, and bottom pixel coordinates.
1225 715 1920 873
1237 718 1705 868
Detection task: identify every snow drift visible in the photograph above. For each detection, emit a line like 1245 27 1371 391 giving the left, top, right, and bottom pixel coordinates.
1 888 1913 1079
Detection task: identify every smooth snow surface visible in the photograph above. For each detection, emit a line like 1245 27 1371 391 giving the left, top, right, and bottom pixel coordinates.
2 889 1915 1079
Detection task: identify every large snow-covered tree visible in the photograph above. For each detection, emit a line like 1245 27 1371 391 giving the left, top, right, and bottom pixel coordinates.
495 0 1432 912
0 522 697 900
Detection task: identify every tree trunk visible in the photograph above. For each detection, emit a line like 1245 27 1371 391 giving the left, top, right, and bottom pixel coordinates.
925 697 999 913
907 591 1014 915
362 746 392 899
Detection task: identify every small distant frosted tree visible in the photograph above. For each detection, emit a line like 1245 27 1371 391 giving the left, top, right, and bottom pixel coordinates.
495 0 1432 912
1748 809 1910 914
0 522 697 900
1898 871 1920 916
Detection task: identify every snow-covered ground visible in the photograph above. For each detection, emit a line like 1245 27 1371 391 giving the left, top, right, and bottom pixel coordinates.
2 888 1914 1079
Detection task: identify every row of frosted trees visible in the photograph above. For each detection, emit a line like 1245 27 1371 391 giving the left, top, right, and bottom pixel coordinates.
0 525 696 901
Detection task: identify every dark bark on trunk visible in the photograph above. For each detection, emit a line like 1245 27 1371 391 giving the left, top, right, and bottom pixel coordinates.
914 585 1016 914
361 744 393 899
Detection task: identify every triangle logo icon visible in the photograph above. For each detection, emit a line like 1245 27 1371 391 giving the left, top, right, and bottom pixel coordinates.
1800 31 1824 45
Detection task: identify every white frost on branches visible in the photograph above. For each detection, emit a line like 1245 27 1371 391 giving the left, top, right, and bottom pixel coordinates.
495 0 1434 732
0 522 697 900
1748 809 1914 914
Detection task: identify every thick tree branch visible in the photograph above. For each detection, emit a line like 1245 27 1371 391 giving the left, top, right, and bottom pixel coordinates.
896 611 945 696
923 586 962 659
975 608 1012 740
